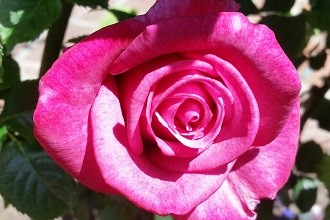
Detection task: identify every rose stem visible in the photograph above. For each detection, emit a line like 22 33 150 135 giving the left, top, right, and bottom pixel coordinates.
38 0 73 78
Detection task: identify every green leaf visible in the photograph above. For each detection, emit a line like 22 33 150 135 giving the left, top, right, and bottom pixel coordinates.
0 126 7 153
2 55 20 86
0 42 4 77
2 80 38 114
1 80 39 139
310 0 330 12
0 141 77 220
155 215 174 220
316 156 330 189
73 196 89 220
73 184 105 220
3 111 35 140
296 141 324 173
109 9 136 21
0 42 3 57
307 0 330 31
0 55 20 95
65 0 108 9
100 195 139 220
306 11 330 32
100 8 136 27
293 178 318 213
277 186 293 207
0 0 62 50
66 35 87 44
324 205 330 220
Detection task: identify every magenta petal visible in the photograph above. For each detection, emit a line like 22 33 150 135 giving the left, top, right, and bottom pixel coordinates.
110 13 301 146
175 105 299 220
148 57 259 173
91 77 235 215
145 0 239 24
34 1 301 217
149 74 226 150
117 58 219 155
229 103 300 200
33 18 146 191
176 180 256 220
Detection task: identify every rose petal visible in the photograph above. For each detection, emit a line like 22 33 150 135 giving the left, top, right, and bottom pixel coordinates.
197 53 300 147
92 77 235 215
145 0 240 24
148 57 259 172
33 18 146 192
228 102 300 200
117 58 219 156
175 180 257 220
146 74 227 151
147 94 213 158
110 13 301 146
175 105 299 219
156 95 213 139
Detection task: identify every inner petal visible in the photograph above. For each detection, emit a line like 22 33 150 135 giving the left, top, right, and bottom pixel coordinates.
117 57 218 156
175 99 202 132
141 69 234 157
148 77 227 150
151 80 215 137
154 92 213 141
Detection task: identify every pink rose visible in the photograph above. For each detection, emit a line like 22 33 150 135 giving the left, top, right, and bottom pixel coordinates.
33 0 301 219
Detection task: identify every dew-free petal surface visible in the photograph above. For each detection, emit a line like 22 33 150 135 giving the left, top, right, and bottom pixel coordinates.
33 18 147 192
229 102 300 201
110 13 300 146
177 103 300 220
92 77 234 215
145 0 240 24
176 180 256 220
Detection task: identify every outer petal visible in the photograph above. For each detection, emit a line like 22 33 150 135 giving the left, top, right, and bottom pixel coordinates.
228 102 300 200
92 77 235 215
144 0 240 24
177 102 300 220
117 55 185 155
176 180 256 220
33 18 147 192
109 13 301 146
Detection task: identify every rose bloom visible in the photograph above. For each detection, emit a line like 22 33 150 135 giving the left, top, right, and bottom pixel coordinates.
33 0 301 219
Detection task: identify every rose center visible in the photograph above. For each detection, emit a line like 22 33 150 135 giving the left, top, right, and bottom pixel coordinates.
175 99 202 132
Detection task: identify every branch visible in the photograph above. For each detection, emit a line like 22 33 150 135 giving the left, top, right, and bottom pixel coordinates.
38 0 73 77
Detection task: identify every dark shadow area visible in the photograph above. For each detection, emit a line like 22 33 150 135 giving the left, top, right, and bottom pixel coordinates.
259 14 306 61
113 122 186 181
262 0 295 13
310 98 330 131
230 147 260 171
